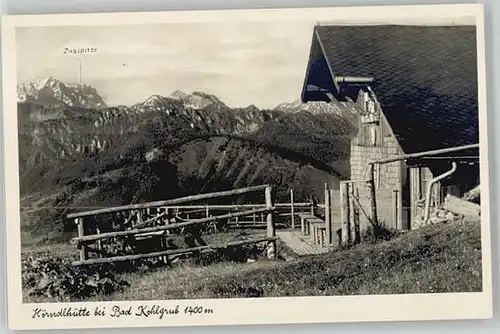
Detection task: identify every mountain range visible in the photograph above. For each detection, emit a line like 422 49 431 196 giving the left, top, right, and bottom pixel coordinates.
18 77 107 110
17 77 360 245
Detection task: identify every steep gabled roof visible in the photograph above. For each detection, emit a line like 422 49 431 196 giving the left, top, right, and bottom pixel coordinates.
301 24 479 154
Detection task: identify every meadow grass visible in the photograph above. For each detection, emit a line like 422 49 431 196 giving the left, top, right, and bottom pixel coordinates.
22 218 482 302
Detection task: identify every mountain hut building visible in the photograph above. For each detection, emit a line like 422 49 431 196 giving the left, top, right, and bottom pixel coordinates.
300 24 480 236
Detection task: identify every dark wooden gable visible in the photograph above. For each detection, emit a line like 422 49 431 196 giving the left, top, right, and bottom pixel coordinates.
301 24 479 156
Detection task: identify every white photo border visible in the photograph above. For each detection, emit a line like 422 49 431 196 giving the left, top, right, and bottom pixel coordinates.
1 3 493 330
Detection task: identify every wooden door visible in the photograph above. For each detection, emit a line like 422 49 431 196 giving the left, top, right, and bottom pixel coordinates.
409 167 423 229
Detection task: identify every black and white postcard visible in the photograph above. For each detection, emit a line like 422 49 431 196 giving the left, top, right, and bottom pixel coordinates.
1 3 493 330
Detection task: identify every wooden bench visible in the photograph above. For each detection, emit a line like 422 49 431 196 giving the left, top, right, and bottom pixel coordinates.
311 222 327 247
298 214 321 235
298 213 329 247
298 214 313 234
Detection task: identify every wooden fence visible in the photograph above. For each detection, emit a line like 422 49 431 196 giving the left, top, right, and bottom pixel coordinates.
337 180 400 247
162 200 321 230
304 181 365 248
67 185 319 266
339 181 364 246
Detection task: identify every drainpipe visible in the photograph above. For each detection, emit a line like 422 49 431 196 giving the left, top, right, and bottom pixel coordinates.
362 144 476 228
423 162 457 222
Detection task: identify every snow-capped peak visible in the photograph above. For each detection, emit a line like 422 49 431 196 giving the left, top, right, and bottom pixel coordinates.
169 90 191 100
17 77 107 109
274 100 304 111
143 95 166 107
274 99 357 116
38 76 60 88
169 90 227 110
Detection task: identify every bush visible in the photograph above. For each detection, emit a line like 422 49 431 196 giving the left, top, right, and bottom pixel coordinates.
190 243 268 266
22 252 129 300
463 185 480 204
361 222 400 244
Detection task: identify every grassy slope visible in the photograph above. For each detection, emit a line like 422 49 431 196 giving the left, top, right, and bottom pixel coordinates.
76 218 482 301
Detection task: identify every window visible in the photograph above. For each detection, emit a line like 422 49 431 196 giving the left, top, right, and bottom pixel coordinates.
369 125 377 146
361 90 380 123
365 98 376 115
357 122 380 147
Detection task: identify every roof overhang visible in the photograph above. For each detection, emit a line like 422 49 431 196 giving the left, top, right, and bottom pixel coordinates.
300 27 337 103
300 26 376 103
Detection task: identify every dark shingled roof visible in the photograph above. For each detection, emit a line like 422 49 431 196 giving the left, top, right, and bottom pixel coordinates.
301 24 479 155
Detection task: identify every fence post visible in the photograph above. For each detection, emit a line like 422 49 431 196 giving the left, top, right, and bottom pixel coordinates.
96 225 103 254
76 218 88 261
353 186 361 244
290 189 295 229
161 233 169 265
324 184 331 246
265 186 276 259
340 182 350 246
329 188 337 246
136 210 142 229
367 163 379 227
392 189 399 230
165 208 172 235
156 209 169 264
349 184 356 243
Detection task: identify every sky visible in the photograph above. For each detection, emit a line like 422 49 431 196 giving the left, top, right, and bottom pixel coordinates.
16 22 315 109
15 15 476 109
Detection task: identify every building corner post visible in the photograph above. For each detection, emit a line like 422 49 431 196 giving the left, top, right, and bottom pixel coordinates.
367 163 379 227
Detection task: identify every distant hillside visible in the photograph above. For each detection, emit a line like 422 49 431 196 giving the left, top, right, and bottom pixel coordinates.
18 89 358 185
252 103 358 177
17 101 92 124
18 85 360 245
170 137 340 200
17 94 276 179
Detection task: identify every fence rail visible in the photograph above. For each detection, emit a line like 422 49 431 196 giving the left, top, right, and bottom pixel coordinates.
69 184 282 266
67 184 272 219
71 206 275 245
72 237 277 266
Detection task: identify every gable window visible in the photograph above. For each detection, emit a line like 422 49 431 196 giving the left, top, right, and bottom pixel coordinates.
357 122 380 147
355 89 383 147
365 91 376 114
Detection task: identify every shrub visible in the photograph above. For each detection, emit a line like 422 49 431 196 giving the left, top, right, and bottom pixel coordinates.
22 252 129 300
361 222 400 244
